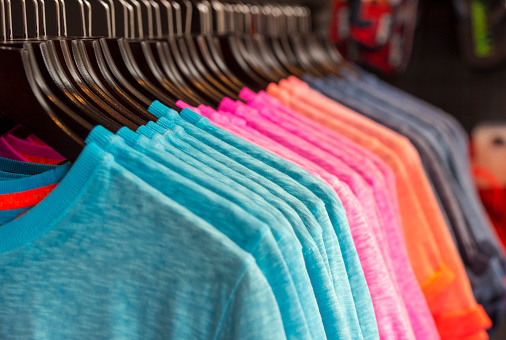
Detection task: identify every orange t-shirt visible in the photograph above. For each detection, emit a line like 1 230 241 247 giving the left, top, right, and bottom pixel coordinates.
268 79 491 338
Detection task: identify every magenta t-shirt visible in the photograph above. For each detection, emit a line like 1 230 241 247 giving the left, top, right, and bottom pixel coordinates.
238 89 438 340
193 101 416 340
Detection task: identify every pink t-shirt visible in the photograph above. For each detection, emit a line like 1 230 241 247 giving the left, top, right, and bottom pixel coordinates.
269 79 491 338
198 102 416 340
237 89 439 340
0 126 65 164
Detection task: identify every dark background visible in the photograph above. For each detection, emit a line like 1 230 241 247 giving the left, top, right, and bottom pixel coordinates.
383 0 506 134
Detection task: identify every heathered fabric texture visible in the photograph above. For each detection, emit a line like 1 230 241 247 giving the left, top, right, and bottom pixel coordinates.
0 142 286 340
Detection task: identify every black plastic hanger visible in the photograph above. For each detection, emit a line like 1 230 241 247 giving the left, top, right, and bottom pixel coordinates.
151 0 220 105
212 2 268 90
0 15 122 133
240 3 288 80
64 1 153 123
73 39 155 121
30 1 140 129
94 0 180 110
192 0 245 92
296 6 342 76
230 3 279 83
171 0 237 101
249 3 296 77
131 0 208 106
46 39 139 129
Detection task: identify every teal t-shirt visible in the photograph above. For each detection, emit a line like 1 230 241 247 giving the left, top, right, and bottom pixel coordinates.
0 142 286 339
145 118 363 340
119 127 328 340
144 105 351 340
86 126 309 340
149 101 378 340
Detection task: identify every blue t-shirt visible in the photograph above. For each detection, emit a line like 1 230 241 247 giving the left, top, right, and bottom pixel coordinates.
0 142 286 339
120 126 328 340
86 126 312 340
149 102 377 339
154 128 351 339
141 112 350 339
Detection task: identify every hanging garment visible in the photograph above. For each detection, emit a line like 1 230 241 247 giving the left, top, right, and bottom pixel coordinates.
266 79 492 339
0 143 287 340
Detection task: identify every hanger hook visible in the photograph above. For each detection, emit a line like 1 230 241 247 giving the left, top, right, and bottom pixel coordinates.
83 0 92 37
170 1 182 36
0 0 6 41
5 0 12 39
260 4 271 36
196 1 209 35
118 0 135 38
38 0 46 36
150 1 162 38
107 0 116 37
139 0 153 38
31 0 39 38
98 0 112 37
210 1 225 35
51 0 60 36
181 0 191 36
127 0 143 38
282 5 295 35
156 0 173 37
20 0 28 38
59 0 67 36
99 0 113 38
272 5 284 37
223 3 235 34
77 0 87 36
302 7 311 33
241 3 252 35
250 4 260 35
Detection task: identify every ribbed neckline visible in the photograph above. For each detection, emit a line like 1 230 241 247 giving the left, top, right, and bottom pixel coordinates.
238 87 256 102
137 125 157 139
147 121 166 135
148 100 178 118
0 143 107 253
179 108 208 125
116 127 140 147
0 156 57 175
0 162 71 194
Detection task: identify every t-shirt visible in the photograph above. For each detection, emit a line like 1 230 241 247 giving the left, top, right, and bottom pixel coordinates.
237 88 439 340
0 129 324 340
0 141 286 339
269 79 492 338
200 102 415 340
146 103 352 340
0 125 64 164
317 74 506 322
123 126 328 340
85 126 310 340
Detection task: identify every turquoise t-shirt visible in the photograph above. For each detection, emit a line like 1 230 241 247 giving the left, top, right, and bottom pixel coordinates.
0 133 328 340
0 142 286 339
86 126 312 340
149 101 378 340
143 108 351 340
116 126 323 340
145 118 363 339
119 127 328 340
